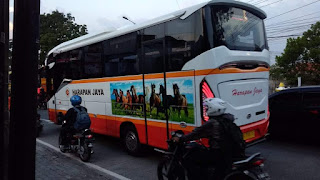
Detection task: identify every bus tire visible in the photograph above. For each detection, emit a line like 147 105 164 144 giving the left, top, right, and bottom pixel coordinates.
123 126 141 156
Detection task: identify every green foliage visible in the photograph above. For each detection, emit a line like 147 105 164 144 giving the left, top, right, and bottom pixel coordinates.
271 22 320 86
40 10 88 64
269 64 283 81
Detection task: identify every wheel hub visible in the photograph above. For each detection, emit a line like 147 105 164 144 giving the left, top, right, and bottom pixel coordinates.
126 131 137 151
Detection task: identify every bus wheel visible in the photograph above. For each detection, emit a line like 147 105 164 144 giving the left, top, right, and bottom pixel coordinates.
124 127 141 156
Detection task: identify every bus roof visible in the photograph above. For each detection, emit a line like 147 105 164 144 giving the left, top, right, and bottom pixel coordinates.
45 0 266 65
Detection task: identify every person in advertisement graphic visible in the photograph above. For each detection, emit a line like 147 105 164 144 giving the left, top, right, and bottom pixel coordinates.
172 98 245 180
59 95 91 150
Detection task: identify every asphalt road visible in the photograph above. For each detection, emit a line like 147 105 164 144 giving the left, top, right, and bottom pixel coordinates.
38 110 320 180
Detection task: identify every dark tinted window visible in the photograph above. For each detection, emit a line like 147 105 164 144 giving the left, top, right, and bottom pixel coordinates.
103 32 140 77
104 58 119 77
120 55 139 75
143 24 164 42
303 92 320 108
270 92 301 111
69 49 83 80
143 41 164 74
53 52 73 80
84 43 103 78
104 32 138 55
165 10 205 71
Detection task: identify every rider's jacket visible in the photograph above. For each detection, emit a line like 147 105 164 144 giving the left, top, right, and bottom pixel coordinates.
64 105 87 128
180 113 235 150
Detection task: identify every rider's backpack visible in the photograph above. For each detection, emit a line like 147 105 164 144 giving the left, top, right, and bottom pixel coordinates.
73 107 91 130
217 114 246 158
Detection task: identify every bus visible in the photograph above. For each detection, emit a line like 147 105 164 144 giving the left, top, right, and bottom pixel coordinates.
45 0 270 154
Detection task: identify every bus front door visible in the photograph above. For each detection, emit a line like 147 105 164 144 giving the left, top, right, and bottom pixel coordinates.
142 39 170 149
166 69 196 145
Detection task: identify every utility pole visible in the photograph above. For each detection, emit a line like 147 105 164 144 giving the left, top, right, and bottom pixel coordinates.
0 0 9 179
8 0 40 179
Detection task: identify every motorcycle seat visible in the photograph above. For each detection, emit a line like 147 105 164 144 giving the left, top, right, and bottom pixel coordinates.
233 152 261 165
72 129 91 138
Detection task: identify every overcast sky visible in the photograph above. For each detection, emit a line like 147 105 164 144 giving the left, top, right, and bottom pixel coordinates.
9 0 320 64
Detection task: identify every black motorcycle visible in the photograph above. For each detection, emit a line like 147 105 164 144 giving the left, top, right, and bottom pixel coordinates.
59 121 94 162
157 131 270 180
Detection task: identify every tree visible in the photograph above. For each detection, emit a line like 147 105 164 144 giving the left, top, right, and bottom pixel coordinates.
270 22 320 86
40 10 88 64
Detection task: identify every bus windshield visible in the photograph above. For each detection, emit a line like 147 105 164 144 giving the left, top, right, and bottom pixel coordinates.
210 6 267 51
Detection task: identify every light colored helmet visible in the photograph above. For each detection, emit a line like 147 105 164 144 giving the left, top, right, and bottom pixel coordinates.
203 98 227 116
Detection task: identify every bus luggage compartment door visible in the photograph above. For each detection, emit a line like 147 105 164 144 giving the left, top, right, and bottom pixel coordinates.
217 79 268 126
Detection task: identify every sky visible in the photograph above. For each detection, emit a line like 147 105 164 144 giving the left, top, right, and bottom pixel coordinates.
9 0 320 64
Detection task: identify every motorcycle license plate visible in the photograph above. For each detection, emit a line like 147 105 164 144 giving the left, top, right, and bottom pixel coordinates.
243 130 255 140
257 172 270 180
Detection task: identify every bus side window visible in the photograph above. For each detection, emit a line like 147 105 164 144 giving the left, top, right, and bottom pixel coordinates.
165 10 203 72
104 58 119 77
119 55 139 76
70 49 82 80
52 52 71 93
143 24 164 42
103 32 140 77
84 43 103 79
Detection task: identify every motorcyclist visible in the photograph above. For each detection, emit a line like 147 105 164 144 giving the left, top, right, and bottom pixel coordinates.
59 95 88 150
37 87 47 108
172 98 236 180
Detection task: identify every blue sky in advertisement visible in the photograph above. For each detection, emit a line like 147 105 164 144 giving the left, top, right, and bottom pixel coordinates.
110 77 194 104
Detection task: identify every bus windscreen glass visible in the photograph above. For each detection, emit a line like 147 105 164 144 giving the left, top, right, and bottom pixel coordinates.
211 6 267 51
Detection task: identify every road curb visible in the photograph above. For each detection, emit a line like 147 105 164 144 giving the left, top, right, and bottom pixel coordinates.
36 139 131 180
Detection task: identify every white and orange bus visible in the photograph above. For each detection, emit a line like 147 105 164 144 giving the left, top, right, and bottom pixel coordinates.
45 0 270 154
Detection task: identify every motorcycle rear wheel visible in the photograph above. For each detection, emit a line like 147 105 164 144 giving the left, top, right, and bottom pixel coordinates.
157 158 185 180
79 143 91 162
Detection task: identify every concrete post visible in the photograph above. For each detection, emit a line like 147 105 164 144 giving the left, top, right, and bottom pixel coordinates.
8 0 39 179
0 0 9 179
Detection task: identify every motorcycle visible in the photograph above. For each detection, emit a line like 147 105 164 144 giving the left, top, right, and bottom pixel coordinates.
38 100 47 110
59 121 94 162
157 131 270 180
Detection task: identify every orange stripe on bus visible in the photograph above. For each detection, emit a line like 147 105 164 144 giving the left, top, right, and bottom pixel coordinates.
144 73 164 79
70 67 269 84
195 67 269 76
